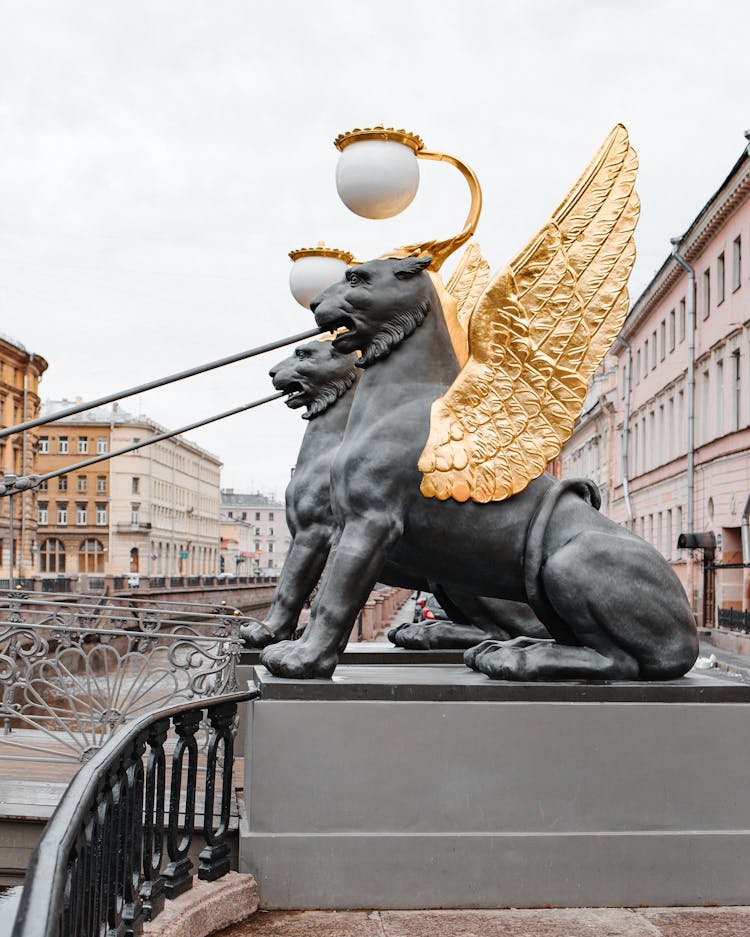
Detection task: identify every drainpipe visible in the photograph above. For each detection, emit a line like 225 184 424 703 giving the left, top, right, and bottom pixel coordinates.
742 494 750 612
670 238 696 611
20 354 34 578
615 336 633 530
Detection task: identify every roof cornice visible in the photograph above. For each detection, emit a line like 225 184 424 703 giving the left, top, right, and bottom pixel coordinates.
617 144 750 348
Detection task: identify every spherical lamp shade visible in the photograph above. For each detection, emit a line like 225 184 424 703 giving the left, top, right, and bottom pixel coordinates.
289 245 354 309
335 141 419 220
333 127 424 220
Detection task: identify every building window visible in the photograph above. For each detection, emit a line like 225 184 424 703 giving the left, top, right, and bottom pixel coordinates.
131 505 140 525
241 511 247 520
255 527 261 535
643 340 648 378
717 253 725 304
40 538 66 573
255 541 260 551
703 269 711 319
733 350 742 431
39 435 49 454
668 309 675 352
57 505 68 525
58 475 68 492
38 502 49 525
268 527 274 535
97 436 107 453
96 475 107 493
635 349 641 384
651 331 657 369
131 476 140 495
666 510 673 562
255 512 260 521
716 358 724 437
58 435 69 454
77 436 89 454
132 438 141 455
38 478 48 491
77 475 87 493
679 298 686 341
227 511 233 518
659 320 666 360
268 543 274 553
76 504 87 526
733 236 742 291
702 369 710 443
96 504 107 526
269 512 274 521
79 538 105 573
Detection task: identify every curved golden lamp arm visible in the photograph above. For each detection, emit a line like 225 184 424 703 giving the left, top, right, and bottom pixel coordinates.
396 149 483 272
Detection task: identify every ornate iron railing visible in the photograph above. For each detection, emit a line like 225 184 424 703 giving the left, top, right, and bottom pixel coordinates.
717 606 750 633
10 688 257 937
0 591 250 763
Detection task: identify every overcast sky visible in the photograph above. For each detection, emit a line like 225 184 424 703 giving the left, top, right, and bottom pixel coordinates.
2 1 749 497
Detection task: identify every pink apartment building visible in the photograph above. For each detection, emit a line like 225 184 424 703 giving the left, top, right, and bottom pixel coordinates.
562 132 750 625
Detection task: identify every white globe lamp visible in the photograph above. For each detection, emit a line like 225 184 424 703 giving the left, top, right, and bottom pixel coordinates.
334 126 423 220
289 243 355 309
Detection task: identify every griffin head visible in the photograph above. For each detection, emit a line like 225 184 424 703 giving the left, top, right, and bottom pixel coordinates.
269 340 359 420
310 255 433 367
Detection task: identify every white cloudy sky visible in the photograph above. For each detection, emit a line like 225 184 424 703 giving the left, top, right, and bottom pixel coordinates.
1 1 748 496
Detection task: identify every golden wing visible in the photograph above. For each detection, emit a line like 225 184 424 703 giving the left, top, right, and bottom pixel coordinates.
419 124 639 503
445 241 491 333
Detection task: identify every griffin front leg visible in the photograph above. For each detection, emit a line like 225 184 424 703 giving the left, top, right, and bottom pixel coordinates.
260 519 398 678
241 528 332 648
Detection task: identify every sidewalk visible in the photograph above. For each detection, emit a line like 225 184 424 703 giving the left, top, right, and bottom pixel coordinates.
216 906 750 936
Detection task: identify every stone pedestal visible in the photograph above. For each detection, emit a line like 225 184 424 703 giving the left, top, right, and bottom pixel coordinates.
240 665 750 910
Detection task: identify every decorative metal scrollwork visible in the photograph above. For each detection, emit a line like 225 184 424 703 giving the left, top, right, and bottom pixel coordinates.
0 591 247 763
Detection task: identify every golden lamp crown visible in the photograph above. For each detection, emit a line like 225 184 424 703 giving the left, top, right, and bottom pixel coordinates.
333 126 425 154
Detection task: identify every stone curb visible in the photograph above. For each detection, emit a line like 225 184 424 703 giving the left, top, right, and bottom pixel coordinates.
143 872 258 937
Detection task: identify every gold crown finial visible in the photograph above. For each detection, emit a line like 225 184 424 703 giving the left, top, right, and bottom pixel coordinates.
289 243 355 264
334 126 424 153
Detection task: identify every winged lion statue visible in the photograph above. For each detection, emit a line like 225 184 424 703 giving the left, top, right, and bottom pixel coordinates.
260 125 698 681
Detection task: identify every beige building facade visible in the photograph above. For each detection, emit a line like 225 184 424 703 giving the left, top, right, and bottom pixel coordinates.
36 401 222 578
0 333 48 580
220 490 290 574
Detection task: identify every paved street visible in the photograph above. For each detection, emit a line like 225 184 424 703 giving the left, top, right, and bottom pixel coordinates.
217 907 750 936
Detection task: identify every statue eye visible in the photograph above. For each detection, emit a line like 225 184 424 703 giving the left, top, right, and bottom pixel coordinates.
349 273 361 286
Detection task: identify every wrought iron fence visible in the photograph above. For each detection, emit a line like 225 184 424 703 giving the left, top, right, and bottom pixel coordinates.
10 688 257 937
717 607 750 633
0 591 249 763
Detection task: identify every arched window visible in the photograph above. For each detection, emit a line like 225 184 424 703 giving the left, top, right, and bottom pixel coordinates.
39 538 66 573
129 546 139 573
78 538 105 573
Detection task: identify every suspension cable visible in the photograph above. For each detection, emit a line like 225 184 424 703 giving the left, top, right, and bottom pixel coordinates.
0 326 322 439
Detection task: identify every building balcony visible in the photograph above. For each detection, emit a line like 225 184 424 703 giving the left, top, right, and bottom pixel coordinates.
115 521 152 534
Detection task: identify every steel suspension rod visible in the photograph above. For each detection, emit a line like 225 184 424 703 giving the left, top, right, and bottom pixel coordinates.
1 390 286 493
0 326 322 439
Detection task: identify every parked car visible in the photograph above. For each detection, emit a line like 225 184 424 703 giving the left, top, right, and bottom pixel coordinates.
412 592 449 623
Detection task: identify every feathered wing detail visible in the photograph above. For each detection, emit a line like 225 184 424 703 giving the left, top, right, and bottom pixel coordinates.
419 125 639 503
445 241 491 333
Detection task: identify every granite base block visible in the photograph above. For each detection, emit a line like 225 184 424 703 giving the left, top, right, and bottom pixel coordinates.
240 666 750 909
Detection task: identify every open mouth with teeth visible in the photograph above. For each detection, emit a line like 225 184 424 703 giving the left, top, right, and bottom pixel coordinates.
328 319 355 349
275 380 310 409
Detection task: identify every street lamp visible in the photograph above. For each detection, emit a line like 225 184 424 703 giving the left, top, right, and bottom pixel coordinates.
289 242 355 309
333 125 483 271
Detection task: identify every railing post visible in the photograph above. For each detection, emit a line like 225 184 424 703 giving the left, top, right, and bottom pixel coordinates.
163 708 200 898
140 718 169 919
198 701 237 880
121 732 147 937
